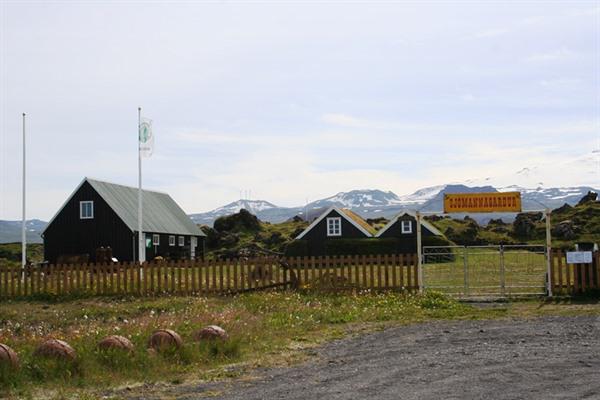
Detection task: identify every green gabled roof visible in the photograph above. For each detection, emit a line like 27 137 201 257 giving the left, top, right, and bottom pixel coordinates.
41 177 205 237
86 178 204 237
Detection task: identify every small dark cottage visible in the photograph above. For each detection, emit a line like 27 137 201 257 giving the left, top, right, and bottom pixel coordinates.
375 212 443 253
292 206 377 256
42 178 205 264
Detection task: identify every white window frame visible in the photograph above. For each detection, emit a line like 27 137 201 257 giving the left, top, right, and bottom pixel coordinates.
169 235 175 246
178 236 185 246
152 234 160 245
401 220 413 234
79 201 94 219
326 217 342 237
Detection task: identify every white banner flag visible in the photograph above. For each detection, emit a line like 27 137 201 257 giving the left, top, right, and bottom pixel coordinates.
139 117 154 158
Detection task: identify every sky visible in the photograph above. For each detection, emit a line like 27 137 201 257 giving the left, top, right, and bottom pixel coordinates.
0 0 599 221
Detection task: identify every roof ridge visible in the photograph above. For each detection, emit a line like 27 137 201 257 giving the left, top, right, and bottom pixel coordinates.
85 177 169 195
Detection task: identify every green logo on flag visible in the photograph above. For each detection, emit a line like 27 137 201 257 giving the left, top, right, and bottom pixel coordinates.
139 122 152 143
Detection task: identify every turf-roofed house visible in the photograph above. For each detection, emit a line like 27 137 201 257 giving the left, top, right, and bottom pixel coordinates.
42 178 205 264
375 212 444 253
290 206 377 256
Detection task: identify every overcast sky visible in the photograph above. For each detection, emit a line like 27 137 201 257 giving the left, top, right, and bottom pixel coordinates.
1 1 599 220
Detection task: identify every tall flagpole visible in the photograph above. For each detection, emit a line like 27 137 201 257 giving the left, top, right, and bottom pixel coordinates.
138 107 143 264
21 113 26 273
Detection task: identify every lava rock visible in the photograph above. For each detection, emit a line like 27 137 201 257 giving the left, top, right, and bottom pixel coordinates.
552 220 578 240
577 191 598 206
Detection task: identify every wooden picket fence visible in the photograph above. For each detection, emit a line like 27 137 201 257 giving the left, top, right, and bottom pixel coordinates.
550 250 600 295
0 254 419 299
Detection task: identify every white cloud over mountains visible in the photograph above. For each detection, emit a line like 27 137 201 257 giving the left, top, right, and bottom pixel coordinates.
0 1 598 219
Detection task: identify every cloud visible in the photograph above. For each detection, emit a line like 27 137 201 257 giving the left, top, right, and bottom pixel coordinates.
1 2 598 219
321 113 371 128
473 28 510 38
526 47 575 63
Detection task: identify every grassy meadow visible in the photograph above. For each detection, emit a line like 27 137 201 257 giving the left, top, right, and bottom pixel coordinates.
0 290 494 399
1 290 600 399
422 246 548 296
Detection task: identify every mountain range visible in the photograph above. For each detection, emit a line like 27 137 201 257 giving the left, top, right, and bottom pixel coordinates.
1 184 598 243
0 219 47 244
188 184 599 226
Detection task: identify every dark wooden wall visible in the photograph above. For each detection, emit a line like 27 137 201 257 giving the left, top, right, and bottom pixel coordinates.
377 215 436 253
302 209 369 256
43 181 134 263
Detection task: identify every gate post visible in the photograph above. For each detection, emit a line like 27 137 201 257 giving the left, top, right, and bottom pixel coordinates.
463 246 468 296
545 209 553 297
416 211 423 293
499 245 506 297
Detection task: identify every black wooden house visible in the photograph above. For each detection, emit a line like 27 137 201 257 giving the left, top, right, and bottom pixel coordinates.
375 212 443 253
42 178 205 264
292 206 376 256
289 208 445 257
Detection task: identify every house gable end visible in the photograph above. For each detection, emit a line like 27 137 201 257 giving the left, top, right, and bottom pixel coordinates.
375 213 443 238
295 207 372 240
43 180 134 263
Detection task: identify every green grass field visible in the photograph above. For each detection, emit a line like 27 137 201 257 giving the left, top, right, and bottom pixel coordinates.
0 291 473 398
1 291 600 399
423 246 548 296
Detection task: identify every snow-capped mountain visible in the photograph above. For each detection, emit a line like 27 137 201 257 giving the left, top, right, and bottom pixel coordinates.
188 199 282 225
2 184 598 242
398 185 447 205
306 190 403 209
498 185 600 209
190 184 599 227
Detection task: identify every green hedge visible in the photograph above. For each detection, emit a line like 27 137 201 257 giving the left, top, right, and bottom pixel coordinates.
324 238 398 255
284 240 308 257
422 235 454 247
284 235 453 257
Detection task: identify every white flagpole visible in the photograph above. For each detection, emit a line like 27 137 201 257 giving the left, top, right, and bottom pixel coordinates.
138 107 144 264
21 113 26 274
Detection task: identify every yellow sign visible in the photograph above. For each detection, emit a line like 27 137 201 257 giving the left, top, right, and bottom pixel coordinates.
443 192 522 213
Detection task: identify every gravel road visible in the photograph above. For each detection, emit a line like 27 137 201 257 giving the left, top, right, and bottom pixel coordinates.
125 315 600 400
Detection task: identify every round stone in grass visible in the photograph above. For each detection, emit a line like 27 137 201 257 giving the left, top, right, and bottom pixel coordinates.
193 325 229 341
97 335 134 352
148 329 183 351
33 339 77 361
0 343 19 368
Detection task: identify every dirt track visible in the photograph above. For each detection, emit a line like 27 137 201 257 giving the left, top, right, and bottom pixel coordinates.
125 315 600 400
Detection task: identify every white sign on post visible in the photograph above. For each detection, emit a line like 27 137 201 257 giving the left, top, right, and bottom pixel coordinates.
566 251 593 264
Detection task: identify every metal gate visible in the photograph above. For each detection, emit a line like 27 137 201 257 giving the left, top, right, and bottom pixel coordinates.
422 245 547 297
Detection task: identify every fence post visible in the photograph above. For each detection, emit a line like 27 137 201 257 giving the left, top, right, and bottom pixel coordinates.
416 211 423 293
545 209 553 297
499 245 506 297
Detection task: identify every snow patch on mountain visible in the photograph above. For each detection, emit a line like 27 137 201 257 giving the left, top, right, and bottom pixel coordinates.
308 189 404 209
398 185 446 204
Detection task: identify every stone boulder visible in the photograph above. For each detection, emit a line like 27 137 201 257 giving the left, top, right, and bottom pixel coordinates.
552 220 578 240
577 191 598 206
513 212 542 238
